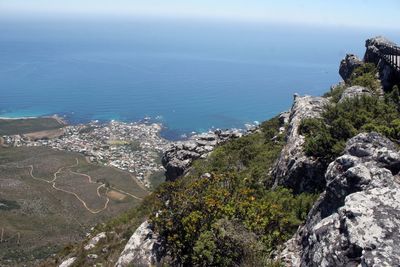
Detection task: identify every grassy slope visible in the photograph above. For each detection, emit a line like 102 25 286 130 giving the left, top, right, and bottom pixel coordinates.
0 146 148 266
0 118 64 135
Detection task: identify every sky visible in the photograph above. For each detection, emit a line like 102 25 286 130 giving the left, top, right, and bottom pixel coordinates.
1 0 400 29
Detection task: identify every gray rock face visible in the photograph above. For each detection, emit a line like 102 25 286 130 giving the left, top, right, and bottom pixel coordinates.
339 54 363 82
278 111 290 134
116 221 164 267
279 132 400 267
272 95 329 193
338 86 373 103
162 129 244 181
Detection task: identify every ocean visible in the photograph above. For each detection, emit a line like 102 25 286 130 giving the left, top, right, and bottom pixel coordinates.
0 17 398 139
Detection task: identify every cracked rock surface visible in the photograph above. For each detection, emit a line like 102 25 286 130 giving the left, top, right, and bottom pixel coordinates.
279 132 400 267
116 221 164 267
272 95 329 193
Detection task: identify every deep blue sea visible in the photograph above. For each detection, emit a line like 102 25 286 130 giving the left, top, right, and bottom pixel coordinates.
0 17 398 139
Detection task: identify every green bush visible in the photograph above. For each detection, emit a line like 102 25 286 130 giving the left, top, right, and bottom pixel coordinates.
385 85 400 110
324 64 380 104
302 71 400 195
348 63 381 91
301 95 400 162
323 84 346 103
152 177 316 266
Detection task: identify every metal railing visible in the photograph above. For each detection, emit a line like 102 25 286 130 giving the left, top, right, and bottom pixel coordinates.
374 43 400 74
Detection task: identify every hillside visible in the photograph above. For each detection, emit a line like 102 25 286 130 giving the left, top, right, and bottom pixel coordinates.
46 36 400 266
0 120 150 266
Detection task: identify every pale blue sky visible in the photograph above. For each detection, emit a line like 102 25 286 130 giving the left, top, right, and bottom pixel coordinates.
1 0 399 29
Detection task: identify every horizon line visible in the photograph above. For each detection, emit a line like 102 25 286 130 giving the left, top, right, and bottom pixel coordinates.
1 12 399 32
1 4 400 32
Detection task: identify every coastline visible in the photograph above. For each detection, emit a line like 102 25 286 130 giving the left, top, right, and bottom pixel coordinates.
0 114 67 124
0 112 258 142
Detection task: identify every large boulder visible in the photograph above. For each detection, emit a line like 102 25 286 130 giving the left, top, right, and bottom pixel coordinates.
339 54 363 82
272 95 329 194
115 221 164 267
338 85 373 103
279 132 400 267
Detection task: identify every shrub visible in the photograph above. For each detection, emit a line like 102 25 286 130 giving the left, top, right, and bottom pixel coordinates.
301 95 400 162
323 84 346 103
348 63 381 91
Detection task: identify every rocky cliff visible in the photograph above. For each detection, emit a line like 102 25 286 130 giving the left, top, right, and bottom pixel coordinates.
272 94 329 193
339 54 363 82
279 132 400 266
340 36 398 91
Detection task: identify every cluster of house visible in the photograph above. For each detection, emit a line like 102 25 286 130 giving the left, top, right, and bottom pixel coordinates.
3 121 171 187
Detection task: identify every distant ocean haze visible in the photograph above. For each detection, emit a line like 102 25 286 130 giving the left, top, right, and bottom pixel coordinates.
0 17 396 139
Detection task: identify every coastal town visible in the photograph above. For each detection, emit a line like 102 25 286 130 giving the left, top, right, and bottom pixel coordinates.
2 120 171 187
2 116 255 188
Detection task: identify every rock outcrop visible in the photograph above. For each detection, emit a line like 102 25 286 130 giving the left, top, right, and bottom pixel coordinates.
278 111 290 134
58 257 76 267
162 129 245 181
272 95 329 194
279 132 400 267
339 54 363 82
116 221 164 267
338 85 373 103
364 36 398 90
84 232 107 251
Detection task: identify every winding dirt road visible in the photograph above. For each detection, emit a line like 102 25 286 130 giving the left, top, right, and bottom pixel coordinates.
19 158 144 214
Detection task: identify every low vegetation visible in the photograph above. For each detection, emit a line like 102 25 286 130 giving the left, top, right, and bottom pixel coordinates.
150 117 317 266
348 63 381 91
302 64 400 163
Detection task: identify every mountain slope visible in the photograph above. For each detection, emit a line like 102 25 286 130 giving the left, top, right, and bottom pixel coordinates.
55 36 400 267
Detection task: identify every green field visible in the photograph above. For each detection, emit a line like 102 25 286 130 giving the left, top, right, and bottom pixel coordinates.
0 117 64 135
0 146 149 266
